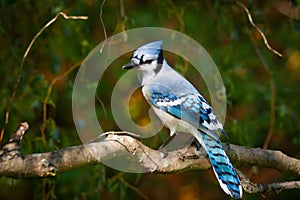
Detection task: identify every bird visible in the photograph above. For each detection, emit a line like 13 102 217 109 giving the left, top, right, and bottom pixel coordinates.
122 41 243 199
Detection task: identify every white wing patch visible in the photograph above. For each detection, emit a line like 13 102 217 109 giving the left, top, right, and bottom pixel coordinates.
202 118 223 131
208 112 217 120
201 101 210 110
156 98 184 106
202 121 217 130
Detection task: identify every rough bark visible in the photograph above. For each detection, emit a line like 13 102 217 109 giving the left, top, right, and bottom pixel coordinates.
0 122 300 195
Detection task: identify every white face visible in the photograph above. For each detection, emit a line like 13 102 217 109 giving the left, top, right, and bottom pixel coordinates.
132 51 160 71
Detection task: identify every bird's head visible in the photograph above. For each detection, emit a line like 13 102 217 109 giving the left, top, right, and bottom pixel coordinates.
123 40 163 73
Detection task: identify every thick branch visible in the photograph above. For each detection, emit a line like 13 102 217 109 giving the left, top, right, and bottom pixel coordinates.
0 124 300 194
1 131 299 177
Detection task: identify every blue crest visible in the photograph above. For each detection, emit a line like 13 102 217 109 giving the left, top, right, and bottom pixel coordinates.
133 41 163 64
136 40 162 51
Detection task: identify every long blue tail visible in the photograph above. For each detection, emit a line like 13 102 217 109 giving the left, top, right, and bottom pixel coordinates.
198 131 242 199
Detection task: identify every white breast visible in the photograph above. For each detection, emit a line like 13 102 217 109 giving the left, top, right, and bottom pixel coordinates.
152 106 198 137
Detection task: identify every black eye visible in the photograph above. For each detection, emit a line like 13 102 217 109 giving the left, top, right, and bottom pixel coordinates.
138 55 155 65
143 59 154 64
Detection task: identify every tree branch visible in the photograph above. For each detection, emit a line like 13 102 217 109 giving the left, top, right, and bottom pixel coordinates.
234 0 283 57
0 122 299 195
237 169 300 194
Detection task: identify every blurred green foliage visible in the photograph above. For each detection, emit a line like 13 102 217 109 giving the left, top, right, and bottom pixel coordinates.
0 0 300 199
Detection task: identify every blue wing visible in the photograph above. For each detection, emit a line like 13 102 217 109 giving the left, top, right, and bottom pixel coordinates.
148 87 226 138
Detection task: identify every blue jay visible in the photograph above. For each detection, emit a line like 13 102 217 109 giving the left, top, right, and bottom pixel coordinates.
123 41 242 199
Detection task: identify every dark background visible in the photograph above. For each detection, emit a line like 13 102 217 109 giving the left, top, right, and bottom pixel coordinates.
0 0 300 199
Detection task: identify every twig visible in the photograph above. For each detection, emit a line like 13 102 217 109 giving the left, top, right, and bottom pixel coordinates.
235 1 283 57
99 0 107 52
238 169 300 194
119 0 128 41
263 78 276 149
248 35 276 150
79 172 124 197
41 60 83 145
167 0 185 32
87 131 142 143
166 0 191 75
119 178 150 200
95 93 108 118
0 12 88 146
0 122 29 159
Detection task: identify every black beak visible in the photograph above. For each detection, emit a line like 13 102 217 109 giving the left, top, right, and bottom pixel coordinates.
123 60 137 70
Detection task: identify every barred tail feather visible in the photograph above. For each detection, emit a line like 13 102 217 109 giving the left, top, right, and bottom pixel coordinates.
198 131 243 199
